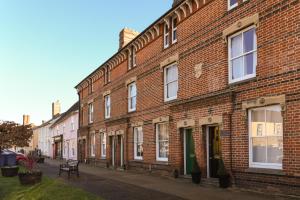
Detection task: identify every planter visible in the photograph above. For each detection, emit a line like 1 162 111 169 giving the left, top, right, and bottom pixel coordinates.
1 166 19 177
191 172 201 184
219 174 230 188
18 172 42 185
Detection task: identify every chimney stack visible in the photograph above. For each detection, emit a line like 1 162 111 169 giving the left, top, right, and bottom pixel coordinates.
23 115 30 125
172 0 184 7
119 28 139 50
52 100 61 118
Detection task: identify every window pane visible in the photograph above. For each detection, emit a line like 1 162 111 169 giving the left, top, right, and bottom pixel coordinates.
130 97 136 109
244 52 256 76
167 66 178 83
159 141 169 158
230 0 238 6
173 18 177 27
167 81 178 98
232 57 243 79
137 144 143 157
173 30 177 41
130 84 136 97
252 138 266 163
231 34 243 58
165 35 169 46
158 124 169 141
251 109 265 122
244 28 256 53
266 109 283 136
267 136 283 164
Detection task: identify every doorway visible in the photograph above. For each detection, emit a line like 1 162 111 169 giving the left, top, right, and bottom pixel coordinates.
206 126 221 178
79 139 86 162
110 136 115 167
184 129 195 175
119 135 124 168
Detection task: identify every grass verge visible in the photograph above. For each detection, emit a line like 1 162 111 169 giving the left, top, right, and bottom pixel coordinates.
0 174 103 200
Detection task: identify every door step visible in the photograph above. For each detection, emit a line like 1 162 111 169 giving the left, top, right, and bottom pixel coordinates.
201 178 219 187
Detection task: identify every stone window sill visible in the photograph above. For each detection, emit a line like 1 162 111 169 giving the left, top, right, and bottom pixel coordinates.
245 168 285 176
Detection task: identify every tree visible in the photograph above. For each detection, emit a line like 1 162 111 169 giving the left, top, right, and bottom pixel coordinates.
0 121 33 151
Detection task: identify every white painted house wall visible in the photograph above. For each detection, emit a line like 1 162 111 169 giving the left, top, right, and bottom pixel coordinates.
38 118 59 158
51 111 78 160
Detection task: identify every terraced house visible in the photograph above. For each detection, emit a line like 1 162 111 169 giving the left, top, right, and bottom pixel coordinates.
75 0 300 196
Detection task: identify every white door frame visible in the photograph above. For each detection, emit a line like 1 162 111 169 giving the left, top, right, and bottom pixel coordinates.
206 126 210 178
206 125 216 179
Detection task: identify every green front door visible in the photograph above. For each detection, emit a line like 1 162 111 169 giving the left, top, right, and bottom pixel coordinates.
185 129 195 175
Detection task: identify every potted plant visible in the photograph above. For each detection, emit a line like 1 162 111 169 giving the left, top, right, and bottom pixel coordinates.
18 155 42 185
191 159 201 184
217 159 230 188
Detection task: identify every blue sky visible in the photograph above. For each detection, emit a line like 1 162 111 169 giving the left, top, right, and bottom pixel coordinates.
0 0 172 125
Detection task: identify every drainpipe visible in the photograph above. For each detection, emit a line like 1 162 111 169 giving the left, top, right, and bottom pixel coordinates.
77 92 81 162
229 92 235 175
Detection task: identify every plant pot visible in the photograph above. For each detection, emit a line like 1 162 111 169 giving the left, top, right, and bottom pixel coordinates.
1 166 19 177
191 172 201 184
18 172 43 185
219 174 230 188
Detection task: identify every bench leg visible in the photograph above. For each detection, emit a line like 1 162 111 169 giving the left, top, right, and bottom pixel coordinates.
77 170 79 177
59 169 61 176
68 171 70 179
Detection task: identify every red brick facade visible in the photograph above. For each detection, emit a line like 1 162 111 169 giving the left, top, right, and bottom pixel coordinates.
75 0 300 196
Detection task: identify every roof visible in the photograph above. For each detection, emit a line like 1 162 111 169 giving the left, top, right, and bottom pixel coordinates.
34 114 62 130
50 101 79 128
74 1 186 89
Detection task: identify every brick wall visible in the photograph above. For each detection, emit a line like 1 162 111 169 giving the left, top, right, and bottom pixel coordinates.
76 0 300 196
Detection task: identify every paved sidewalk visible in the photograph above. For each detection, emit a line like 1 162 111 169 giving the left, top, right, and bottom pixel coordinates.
41 159 293 200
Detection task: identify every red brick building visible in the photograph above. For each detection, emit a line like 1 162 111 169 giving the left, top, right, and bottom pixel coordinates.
75 0 300 196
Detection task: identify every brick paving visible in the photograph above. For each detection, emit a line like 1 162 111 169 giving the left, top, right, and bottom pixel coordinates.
39 159 295 200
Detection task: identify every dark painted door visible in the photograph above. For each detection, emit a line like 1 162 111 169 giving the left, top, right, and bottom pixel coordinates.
185 129 195 175
209 126 221 178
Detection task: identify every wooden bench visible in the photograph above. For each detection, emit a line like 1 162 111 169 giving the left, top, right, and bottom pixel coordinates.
59 160 79 179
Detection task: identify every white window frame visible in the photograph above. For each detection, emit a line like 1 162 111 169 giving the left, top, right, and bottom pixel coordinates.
90 132 96 157
132 47 137 67
228 26 257 84
128 82 137 112
164 64 178 102
128 49 132 70
171 17 177 44
101 133 106 158
248 105 283 170
88 103 94 124
134 127 143 160
104 95 111 119
105 66 111 84
164 23 170 49
156 123 169 162
228 0 248 10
